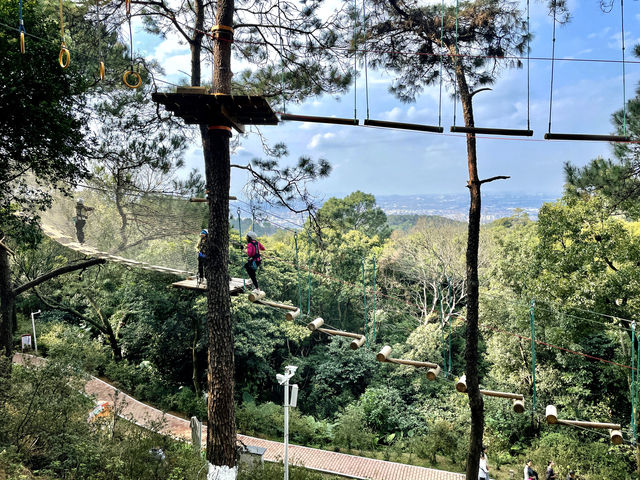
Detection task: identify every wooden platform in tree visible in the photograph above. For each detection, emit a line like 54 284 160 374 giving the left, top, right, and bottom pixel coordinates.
171 276 249 295
152 89 278 133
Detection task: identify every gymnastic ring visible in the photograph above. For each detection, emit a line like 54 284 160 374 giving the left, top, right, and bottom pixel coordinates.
20 32 25 54
59 47 70 68
99 62 105 81
123 70 142 89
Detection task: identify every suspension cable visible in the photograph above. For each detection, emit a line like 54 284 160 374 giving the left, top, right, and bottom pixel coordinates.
526 0 531 130
620 0 627 135
438 0 444 127
362 0 370 120
547 3 558 134
453 0 459 127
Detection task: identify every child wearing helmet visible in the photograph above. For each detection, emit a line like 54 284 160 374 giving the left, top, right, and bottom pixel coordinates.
244 231 265 291
196 229 208 284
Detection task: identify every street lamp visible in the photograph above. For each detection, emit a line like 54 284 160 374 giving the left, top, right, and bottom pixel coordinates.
276 365 299 480
31 310 41 353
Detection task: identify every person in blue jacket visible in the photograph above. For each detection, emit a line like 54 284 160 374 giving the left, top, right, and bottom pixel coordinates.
196 229 208 284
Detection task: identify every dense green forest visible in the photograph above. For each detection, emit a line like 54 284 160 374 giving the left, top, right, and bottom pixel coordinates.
2 0 640 476
3 187 640 479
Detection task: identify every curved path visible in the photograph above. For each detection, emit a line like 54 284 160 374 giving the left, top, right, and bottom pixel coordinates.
12 354 464 480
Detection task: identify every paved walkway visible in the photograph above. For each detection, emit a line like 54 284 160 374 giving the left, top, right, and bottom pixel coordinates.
13 354 464 480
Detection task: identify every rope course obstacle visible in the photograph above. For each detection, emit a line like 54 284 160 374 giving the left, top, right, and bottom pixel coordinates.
456 375 525 414
248 289 301 321
376 345 442 381
546 405 623 445
544 0 630 142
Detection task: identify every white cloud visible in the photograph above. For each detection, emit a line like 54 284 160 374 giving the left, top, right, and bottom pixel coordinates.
307 132 336 149
383 107 403 121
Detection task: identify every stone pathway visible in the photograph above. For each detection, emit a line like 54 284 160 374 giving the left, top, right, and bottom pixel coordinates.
13 354 464 480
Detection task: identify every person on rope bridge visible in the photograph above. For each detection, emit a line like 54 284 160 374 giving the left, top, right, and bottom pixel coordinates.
74 198 94 244
244 231 265 292
196 229 208 284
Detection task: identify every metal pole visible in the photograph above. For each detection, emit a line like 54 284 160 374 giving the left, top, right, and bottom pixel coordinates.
31 310 40 353
284 376 290 480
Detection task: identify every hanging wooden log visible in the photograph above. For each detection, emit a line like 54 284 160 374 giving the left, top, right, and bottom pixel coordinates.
457 374 524 412
456 374 467 393
376 345 392 362
426 365 441 381
479 390 525 401
350 336 366 350
546 404 621 442
545 405 558 424
248 290 266 302
610 429 623 445
376 346 439 368
513 398 525 414
307 318 324 331
557 419 622 430
285 308 301 321
307 317 364 345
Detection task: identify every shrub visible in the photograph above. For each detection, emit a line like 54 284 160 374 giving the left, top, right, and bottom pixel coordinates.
39 321 110 375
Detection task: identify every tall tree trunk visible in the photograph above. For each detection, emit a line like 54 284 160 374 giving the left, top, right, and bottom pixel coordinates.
455 68 484 480
203 0 237 474
192 313 201 398
0 241 14 358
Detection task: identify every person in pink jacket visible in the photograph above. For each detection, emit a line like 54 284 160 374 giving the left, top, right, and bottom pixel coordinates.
244 231 265 291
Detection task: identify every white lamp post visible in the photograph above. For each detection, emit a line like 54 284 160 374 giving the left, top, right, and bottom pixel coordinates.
276 365 298 480
31 310 41 353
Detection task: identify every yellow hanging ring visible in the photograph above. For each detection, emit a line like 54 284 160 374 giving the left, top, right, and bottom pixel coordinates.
123 70 141 89
59 46 70 68
20 32 25 54
99 62 105 80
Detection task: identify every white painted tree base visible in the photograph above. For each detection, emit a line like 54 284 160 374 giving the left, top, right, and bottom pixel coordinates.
207 463 237 480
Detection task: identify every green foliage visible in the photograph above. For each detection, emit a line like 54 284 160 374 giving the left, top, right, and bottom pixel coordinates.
528 432 635 480
316 191 391 240
238 461 344 480
333 403 377 451
0 359 205 479
236 401 332 447
39 321 110 375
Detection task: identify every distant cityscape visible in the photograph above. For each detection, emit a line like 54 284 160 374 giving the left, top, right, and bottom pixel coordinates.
241 192 560 228
376 192 559 222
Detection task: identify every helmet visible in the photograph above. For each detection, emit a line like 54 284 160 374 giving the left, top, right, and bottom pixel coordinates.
246 231 257 241
77 198 84 205
201 229 208 235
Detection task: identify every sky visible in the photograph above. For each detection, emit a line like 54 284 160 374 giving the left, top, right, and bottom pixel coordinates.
137 0 640 202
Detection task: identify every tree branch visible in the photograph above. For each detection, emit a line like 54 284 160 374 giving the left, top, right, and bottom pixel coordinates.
479 175 510 185
13 258 106 297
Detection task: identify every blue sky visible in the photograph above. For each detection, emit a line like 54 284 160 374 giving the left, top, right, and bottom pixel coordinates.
139 0 640 201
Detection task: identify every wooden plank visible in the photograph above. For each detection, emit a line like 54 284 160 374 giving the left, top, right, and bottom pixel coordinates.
387 357 439 369
255 299 299 311
557 419 621 430
479 390 524 401
317 327 362 339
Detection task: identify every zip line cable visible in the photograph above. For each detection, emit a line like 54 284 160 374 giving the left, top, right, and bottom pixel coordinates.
620 0 628 135
438 0 444 128
361 0 370 120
